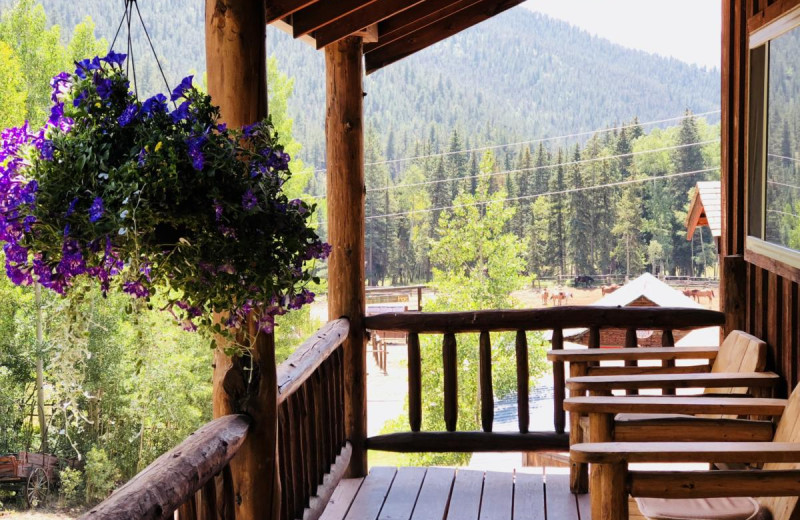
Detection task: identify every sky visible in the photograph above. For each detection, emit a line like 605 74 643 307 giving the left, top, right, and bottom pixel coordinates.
523 0 721 70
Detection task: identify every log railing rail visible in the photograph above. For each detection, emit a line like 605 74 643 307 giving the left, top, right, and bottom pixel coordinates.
275 318 350 520
363 307 724 455
79 415 250 520
81 319 350 520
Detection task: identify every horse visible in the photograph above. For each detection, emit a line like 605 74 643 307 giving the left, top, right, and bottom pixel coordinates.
694 289 715 303
550 291 572 306
682 288 698 299
601 284 620 295
541 288 550 306
573 275 595 288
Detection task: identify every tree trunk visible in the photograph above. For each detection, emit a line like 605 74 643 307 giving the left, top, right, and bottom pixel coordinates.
35 284 47 453
326 36 367 478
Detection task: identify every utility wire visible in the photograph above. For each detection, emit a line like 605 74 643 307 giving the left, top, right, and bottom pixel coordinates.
367 139 717 193
313 109 721 173
357 167 719 222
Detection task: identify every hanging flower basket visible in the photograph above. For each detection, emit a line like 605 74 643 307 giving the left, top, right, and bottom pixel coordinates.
0 52 329 345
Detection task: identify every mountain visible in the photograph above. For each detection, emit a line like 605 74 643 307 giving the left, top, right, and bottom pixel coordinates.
3 1 720 169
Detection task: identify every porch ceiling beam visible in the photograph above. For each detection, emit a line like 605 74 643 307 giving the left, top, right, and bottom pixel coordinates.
364 0 483 54
265 0 319 23
314 0 427 50
364 0 526 74
292 0 380 38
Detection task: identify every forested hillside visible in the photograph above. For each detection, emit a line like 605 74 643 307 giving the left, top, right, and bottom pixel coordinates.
6 0 720 169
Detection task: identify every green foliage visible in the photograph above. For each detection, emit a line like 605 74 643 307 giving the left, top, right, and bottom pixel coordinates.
58 466 83 506
384 154 548 466
84 447 120 503
0 40 27 129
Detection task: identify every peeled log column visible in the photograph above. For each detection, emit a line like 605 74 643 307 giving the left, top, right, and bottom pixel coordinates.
205 2 279 519
326 36 367 477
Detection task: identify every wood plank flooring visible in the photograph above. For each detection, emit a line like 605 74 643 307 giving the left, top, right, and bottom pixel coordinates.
321 468 589 520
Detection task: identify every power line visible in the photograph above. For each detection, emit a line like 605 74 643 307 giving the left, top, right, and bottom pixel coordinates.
313 110 721 173
360 167 719 221
366 139 717 193
768 153 800 164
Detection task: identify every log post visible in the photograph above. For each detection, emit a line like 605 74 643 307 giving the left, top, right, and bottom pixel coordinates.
722 254 746 338
325 36 367 477
206 2 279 519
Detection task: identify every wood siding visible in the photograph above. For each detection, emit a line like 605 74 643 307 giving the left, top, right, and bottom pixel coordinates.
724 0 800 394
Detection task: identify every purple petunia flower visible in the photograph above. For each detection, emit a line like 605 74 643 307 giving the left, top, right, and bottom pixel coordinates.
50 72 71 102
95 78 114 100
101 51 127 67
170 75 194 101
186 135 206 171
40 140 54 161
118 104 138 127
73 90 88 107
170 100 191 123
213 200 223 221
89 197 104 223
137 148 147 166
242 190 258 210
141 94 167 117
65 197 78 217
122 280 149 298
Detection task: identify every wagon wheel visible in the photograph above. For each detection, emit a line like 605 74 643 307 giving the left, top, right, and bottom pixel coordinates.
26 467 49 508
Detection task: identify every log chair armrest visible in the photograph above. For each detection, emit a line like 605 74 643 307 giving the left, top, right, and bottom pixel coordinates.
563 396 787 416
566 371 781 392
571 441 800 465
547 346 718 363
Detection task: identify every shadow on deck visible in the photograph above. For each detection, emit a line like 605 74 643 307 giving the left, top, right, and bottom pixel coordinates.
321 467 591 520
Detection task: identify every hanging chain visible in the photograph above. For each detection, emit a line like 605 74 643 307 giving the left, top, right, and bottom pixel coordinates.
108 0 175 106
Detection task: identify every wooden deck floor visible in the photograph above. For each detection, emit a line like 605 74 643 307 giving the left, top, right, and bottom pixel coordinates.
319 467 594 520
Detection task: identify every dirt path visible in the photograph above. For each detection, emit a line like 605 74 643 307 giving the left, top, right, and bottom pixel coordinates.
0 512 78 520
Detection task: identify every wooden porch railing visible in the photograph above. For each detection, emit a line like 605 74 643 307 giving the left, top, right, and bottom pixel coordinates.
78 306 725 520
79 318 349 520
275 318 350 520
363 306 725 453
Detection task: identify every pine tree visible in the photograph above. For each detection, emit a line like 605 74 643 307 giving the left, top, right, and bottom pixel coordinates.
429 157 449 236
568 144 593 274
365 131 390 285
446 129 468 198
547 148 567 276
671 110 705 275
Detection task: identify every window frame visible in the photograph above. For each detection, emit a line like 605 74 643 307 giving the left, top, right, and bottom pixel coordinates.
745 8 800 276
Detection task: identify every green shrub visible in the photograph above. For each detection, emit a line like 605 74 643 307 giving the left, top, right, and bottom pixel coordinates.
58 466 83 506
85 447 120 503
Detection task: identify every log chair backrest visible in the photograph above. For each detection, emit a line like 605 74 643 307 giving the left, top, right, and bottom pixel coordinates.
706 330 767 395
702 330 767 420
760 383 800 519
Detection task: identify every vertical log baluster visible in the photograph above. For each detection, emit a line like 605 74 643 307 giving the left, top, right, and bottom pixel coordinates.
589 326 601 348
479 331 494 432
662 329 676 395
323 358 337 466
408 332 422 432
515 330 530 434
200 473 217 520
312 371 326 486
335 347 345 447
307 381 321 497
278 401 294 519
443 333 458 432
300 385 315 502
289 393 305 518
551 328 566 434
624 328 639 395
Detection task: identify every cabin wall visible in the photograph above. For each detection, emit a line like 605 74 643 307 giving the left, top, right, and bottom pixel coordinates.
724 0 800 394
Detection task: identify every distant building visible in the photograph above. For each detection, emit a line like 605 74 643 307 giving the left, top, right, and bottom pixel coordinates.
686 181 722 252
560 273 703 347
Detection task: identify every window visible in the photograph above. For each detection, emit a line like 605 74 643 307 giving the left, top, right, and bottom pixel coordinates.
747 12 800 268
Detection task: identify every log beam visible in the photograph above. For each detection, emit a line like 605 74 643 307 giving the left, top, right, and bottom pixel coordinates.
325 36 367 478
